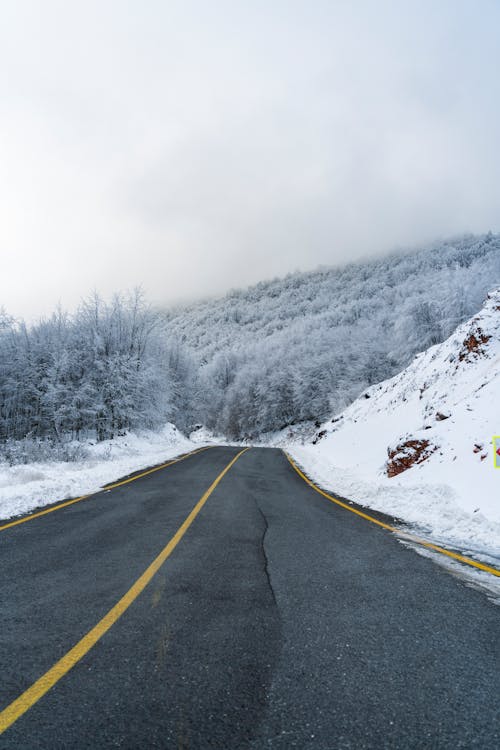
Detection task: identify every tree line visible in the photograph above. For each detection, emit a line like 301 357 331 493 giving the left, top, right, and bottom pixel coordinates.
1 233 499 456
0 290 193 450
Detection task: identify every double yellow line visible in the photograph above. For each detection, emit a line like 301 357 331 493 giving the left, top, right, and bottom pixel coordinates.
0 447 248 735
285 452 500 579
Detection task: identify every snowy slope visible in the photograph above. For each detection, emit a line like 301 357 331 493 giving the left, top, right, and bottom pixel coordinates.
288 290 500 561
0 424 195 522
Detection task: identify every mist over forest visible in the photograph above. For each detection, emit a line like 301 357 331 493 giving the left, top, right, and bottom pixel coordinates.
1 233 499 459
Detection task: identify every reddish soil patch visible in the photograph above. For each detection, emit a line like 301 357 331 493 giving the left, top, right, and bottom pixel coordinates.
386 438 436 477
458 327 491 362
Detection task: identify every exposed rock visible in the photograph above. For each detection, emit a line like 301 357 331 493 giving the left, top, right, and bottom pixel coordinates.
386 438 436 477
312 429 327 445
458 327 491 362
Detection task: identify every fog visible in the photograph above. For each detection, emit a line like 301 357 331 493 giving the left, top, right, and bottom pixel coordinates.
1 0 499 318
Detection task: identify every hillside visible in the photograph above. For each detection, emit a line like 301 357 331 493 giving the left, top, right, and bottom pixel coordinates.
2 234 499 453
165 233 500 438
287 289 500 561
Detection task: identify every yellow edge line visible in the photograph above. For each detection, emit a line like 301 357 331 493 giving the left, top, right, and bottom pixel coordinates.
0 446 211 533
285 452 394 531
0 447 249 735
284 451 500 579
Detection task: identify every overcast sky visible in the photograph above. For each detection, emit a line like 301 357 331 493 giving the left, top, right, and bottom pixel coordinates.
1 0 499 319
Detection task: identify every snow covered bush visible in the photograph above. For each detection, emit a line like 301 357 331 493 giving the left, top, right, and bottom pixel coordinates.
0 437 90 466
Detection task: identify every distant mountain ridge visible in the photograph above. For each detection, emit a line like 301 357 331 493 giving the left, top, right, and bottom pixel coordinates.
164 233 500 438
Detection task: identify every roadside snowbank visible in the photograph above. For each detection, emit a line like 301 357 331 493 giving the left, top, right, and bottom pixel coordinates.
0 424 195 522
286 290 500 564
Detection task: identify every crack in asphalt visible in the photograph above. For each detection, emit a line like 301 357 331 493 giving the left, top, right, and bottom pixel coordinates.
254 499 278 609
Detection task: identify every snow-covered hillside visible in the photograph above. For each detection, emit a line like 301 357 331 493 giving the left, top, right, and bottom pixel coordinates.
288 290 500 561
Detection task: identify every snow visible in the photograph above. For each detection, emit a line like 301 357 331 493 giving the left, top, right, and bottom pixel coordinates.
2 290 499 575
0 424 195 522
285 290 500 564
188 425 229 445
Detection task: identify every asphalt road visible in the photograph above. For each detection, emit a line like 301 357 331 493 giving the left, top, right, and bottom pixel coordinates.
0 446 499 749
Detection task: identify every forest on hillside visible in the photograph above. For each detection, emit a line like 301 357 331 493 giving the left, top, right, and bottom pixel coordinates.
166 233 500 437
0 233 499 458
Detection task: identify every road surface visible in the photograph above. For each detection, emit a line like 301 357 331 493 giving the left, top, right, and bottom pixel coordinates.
0 446 499 748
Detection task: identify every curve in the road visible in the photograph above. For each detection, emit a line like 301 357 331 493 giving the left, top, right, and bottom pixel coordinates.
286 452 500 578
0 445 498 749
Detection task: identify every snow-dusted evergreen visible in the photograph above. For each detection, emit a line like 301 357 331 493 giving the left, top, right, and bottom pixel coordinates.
166 233 500 438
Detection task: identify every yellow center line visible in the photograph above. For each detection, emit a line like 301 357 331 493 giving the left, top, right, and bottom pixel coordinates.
0 446 211 533
285 451 500 578
0 447 249 736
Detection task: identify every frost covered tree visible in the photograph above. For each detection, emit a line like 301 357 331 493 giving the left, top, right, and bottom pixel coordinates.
0 290 195 449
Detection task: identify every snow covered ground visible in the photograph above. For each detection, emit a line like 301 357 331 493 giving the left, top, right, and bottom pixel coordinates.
2 290 499 576
285 289 500 565
0 424 195 522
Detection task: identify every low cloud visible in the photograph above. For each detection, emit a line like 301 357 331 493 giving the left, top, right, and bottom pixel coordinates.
1 0 499 317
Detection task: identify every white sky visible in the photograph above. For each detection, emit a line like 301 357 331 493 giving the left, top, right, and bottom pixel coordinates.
1 0 499 319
